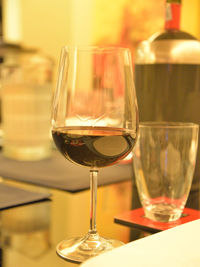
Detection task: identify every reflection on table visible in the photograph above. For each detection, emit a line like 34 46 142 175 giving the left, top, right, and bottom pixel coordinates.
0 159 199 266
0 179 132 267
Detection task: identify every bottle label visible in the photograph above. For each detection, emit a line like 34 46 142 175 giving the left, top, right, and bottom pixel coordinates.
165 3 181 30
166 3 172 21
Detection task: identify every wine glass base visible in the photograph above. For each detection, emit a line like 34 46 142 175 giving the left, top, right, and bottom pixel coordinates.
56 233 124 263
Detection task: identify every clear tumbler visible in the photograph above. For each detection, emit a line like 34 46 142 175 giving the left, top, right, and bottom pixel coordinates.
133 122 199 222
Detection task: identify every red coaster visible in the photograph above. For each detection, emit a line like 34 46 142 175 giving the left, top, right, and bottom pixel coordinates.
114 208 200 233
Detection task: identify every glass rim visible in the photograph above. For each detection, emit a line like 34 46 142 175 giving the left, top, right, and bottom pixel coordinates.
139 121 199 129
62 45 130 53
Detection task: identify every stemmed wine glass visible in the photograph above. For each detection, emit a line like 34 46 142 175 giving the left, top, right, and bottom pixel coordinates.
51 46 139 263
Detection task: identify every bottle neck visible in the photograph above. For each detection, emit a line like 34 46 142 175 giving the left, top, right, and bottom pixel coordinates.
165 1 181 30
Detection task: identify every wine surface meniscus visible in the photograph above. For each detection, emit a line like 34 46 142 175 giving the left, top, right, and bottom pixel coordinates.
52 126 136 168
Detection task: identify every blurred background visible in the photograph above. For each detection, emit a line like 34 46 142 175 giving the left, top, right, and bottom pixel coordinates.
0 0 200 264
2 0 200 72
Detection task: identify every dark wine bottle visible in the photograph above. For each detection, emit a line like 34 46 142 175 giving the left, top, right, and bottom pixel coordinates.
134 0 200 207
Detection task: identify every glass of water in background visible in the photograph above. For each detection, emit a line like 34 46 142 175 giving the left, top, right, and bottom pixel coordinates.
133 122 199 222
1 51 54 161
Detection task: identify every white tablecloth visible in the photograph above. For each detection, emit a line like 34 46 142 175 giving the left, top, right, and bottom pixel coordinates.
81 219 200 267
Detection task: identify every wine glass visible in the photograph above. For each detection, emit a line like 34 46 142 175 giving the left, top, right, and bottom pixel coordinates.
51 46 139 263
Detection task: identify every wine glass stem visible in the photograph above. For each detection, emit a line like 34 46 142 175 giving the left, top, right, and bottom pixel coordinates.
89 170 98 234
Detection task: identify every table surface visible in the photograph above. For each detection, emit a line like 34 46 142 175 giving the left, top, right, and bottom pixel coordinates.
0 177 134 267
82 219 200 267
0 168 199 267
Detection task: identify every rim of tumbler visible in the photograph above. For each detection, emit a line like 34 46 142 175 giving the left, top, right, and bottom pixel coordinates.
139 122 199 129
62 45 130 53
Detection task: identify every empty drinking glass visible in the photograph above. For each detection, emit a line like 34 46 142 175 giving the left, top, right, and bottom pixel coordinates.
133 122 199 222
